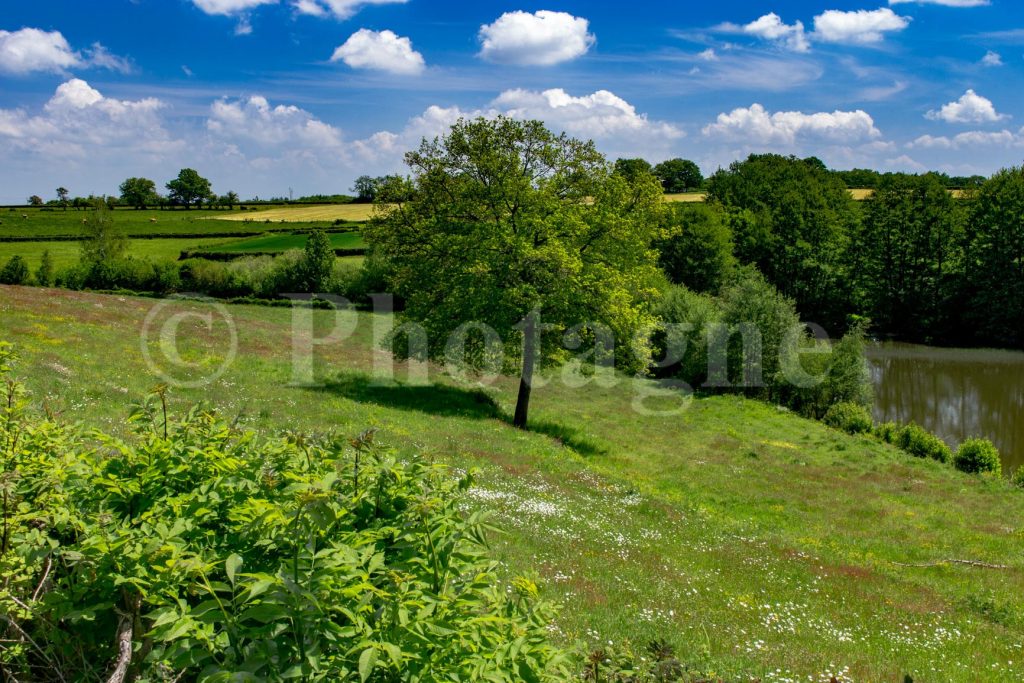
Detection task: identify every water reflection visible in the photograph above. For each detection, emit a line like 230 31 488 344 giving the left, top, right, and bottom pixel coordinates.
867 343 1024 473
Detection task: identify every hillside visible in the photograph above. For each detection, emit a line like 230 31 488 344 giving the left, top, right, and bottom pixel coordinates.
1 285 1022 681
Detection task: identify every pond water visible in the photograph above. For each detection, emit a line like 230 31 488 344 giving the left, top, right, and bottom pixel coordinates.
867 343 1024 473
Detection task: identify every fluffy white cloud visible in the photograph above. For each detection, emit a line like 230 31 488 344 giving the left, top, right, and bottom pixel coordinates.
478 10 595 66
926 89 1006 123
491 88 682 141
191 0 277 16
702 103 881 144
0 79 178 160
889 0 988 6
718 13 809 52
293 0 408 20
981 50 1002 66
0 28 80 74
207 96 345 152
813 9 910 45
909 128 1023 149
330 29 424 74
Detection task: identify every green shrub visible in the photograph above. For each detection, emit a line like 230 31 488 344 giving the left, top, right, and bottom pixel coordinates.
0 348 569 681
897 423 952 463
1011 467 1024 489
874 421 899 444
953 438 1002 476
0 254 30 284
35 249 54 286
653 284 720 387
823 401 874 434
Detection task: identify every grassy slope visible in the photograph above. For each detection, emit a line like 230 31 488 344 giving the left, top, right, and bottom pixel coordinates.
1 286 1022 682
0 238 235 270
204 231 365 253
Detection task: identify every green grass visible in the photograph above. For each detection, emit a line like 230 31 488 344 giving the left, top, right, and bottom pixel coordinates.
2 285 1023 681
201 231 365 254
0 238 235 270
0 207 360 239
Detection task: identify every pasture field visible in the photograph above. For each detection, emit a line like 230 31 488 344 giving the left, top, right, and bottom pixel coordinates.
201 231 365 254
0 237 234 270
1 285 1022 682
663 192 707 202
211 203 378 223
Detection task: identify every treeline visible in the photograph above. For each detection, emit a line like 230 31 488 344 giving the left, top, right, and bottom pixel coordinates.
26 170 357 211
656 154 1024 349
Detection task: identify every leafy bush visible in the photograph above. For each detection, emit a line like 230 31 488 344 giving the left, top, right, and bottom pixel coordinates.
653 284 720 387
823 401 874 434
1011 467 1024 489
0 254 30 284
953 438 1002 476
874 421 900 444
35 249 54 286
897 423 952 463
0 346 569 681
655 203 736 294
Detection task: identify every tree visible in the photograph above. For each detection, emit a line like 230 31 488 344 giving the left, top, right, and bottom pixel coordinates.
56 187 69 211
166 168 213 209
119 177 159 209
613 158 653 183
0 256 30 285
366 116 664 429
655 203 736 294
27 195 43 207
964 166 1024 347
298 230 334 291
35 250 54 287
352 175 379 203
654 158 703 193
706 154 857 329
851 172 963 341
80 200 127 267
221 191 239 210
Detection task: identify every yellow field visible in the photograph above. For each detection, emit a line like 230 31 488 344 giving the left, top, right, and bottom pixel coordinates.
212 204 379 223
663 192 706 203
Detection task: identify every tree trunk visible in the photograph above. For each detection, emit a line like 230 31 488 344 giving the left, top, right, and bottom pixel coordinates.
513 311 539 429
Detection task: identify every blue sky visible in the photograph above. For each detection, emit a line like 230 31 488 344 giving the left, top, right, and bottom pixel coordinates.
1 0 1022 202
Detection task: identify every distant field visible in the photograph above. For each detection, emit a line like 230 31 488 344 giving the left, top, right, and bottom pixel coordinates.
0 238 232 270
212 204 378 223
663 192 706 202
203 232 365 254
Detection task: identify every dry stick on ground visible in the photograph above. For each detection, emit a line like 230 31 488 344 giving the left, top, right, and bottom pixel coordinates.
892 558 1010 570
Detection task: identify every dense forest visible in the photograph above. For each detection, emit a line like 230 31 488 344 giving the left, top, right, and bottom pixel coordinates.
655 154 1024 349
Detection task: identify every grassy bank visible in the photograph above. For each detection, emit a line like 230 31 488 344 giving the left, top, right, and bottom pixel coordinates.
1 285 1022 681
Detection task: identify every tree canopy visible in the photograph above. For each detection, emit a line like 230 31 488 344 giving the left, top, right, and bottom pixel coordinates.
119 177 160 209
166 168 213 209
654 158 703 193
366 116 664 428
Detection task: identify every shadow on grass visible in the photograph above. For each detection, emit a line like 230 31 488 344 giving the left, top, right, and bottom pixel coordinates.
308 371 609 456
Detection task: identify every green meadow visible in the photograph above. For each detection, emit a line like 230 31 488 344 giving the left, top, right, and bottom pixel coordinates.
2 285 1022 682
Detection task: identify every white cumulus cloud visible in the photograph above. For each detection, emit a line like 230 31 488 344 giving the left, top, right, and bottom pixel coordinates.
293 0 408 20
331 29 424 74
718 13 810 52
926 89 1007 123
813 8 911 45
191 0 278 15
909 128 1023 149
889 0 988 6
981 50 1002 66
0 28 131 75
703 103 881 144
207 95 345 151
478 10 595 66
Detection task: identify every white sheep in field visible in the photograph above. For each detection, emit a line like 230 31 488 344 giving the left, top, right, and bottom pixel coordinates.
150 218 157 223
21 214 28 219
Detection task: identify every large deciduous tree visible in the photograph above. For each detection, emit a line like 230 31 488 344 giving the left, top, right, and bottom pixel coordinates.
366 116 664 429
654 158 703 193
166 168 213 209
119 177 159 209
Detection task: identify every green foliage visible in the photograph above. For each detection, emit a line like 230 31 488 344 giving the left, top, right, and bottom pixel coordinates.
296 229 335 292
653 284 720 389
79 200 128 268
119 176 160 209
653 158 703 193
167 168 214 209
964 166 1024 348
823 401 874 434
852 173 963 342
896 423 952 463
655 202 736 294
613 157 654 183
0 254 30 285
34 249 53 286
706 154 857 328
366 116 664 426
1011 467 1024 489
0 357 569 681
874 421 900 444
953 438 1002 476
